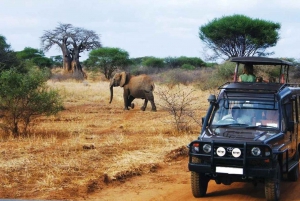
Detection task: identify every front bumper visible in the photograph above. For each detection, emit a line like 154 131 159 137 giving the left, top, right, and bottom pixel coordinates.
188 162 276 178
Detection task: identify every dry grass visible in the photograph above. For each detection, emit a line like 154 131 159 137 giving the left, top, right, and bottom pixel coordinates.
0 73 210 200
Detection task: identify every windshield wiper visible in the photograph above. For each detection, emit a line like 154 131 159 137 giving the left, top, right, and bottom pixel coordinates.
215 123 249 128
246 125 278 129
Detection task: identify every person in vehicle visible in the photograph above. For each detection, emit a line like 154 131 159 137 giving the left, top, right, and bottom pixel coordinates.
262 110 279 126
221 105 255 125
256 76 263 82
238 64 256 82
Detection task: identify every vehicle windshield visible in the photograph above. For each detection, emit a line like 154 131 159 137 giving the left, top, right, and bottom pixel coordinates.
211 99 279 128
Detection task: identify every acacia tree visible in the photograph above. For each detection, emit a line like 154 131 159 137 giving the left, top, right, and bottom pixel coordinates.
0 35 22 72
199 14 281 60
16 47 52 68
84 47 131 79
40 23 102 78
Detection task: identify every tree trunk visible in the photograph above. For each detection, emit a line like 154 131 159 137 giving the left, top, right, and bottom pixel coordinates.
62 43 72 73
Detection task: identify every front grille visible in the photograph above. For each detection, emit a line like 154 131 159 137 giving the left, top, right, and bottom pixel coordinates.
213 143 244 158
189 141 273 170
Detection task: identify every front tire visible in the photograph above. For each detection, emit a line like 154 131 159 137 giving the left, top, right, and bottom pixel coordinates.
190 157 209 197
265 164 281 201
191 171 209 197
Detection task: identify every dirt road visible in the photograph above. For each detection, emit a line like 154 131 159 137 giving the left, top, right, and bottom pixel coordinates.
83 158 300 201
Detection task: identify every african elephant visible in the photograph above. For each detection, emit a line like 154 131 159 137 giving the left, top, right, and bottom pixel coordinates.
109 72 157 111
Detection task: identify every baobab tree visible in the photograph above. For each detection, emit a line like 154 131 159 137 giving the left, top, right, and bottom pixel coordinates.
40 23 102 78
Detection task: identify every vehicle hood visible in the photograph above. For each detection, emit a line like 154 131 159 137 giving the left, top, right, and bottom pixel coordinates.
200 127 281 143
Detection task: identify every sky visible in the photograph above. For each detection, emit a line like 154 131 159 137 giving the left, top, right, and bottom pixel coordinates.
1 0 300 62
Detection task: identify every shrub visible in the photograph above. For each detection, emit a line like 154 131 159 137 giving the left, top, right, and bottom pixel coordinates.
0 68 64 137
181 64 195 70
156 85 199 133
142 57 165 68
164 56 205 68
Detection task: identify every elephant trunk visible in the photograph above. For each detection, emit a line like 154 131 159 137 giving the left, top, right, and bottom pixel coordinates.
109 81 114 104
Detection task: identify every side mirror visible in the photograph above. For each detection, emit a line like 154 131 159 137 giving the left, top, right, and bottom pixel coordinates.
287 121 294 132
207 94 216 103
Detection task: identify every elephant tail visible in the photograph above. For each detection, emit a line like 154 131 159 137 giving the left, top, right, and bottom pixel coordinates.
109 83 114 104
151 83 155 91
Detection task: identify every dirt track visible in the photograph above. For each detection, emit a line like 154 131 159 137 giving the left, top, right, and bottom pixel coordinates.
82 158 300 201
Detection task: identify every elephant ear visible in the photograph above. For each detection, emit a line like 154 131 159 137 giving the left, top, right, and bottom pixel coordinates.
120 72 127 87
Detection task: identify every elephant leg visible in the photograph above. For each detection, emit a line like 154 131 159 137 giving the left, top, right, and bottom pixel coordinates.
123 90 130 110
145 91 157 111
128 96 135 109
141 99 148 111
149 99 157 112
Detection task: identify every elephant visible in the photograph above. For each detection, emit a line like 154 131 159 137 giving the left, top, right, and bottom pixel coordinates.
109 72 157 111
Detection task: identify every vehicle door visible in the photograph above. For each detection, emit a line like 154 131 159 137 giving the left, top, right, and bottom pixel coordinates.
283 98 298 160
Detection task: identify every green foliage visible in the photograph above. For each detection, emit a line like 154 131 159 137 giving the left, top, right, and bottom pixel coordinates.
181 64 195 70
194 62 235 91
16 47 44 60
205 62 218 67
16 47 53 68
164 56 205 68
0 35 23 72
84 47 131 79
142 57 165 68
199 14 280 59
176 57 204 67
216 61 236 79
0 69 63 137
130 57 153 65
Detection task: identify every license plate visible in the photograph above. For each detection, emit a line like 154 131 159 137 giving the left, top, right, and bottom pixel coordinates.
216 166 243 175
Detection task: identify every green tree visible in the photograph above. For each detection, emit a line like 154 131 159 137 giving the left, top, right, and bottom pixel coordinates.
199 14 280 60
164 56 205 68
84 47 131 79
0 35 22 72
142 57 165 68
16 47 53 68
0 68 63 137
16 47 44 60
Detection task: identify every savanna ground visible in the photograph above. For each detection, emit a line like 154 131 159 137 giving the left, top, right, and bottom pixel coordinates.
0 69 300 201
0 69 209 200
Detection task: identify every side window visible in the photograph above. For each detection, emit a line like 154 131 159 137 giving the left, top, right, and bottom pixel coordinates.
282 101 292 131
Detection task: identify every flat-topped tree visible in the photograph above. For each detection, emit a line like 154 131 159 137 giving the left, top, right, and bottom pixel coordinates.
199 14 280 61
41 23 102 78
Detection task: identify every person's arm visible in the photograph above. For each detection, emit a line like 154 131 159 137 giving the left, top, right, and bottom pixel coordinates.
238 75 242 82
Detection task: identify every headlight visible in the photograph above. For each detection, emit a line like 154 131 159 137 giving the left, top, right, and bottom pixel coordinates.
216 147 226 156
251 147 261 156
203 144 211 153
192 143 199 152
232 148 241 158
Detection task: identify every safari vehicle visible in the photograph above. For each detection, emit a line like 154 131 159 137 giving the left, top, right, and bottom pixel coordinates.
188 57 300 201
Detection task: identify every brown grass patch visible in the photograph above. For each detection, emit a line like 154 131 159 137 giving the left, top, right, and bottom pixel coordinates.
0 76 209 200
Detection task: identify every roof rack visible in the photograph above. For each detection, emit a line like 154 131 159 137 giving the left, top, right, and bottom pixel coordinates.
229 57 293 66
218 82 287 94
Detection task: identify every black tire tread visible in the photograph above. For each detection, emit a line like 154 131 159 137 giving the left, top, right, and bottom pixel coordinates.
265 164 280 201
190 157 209 198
